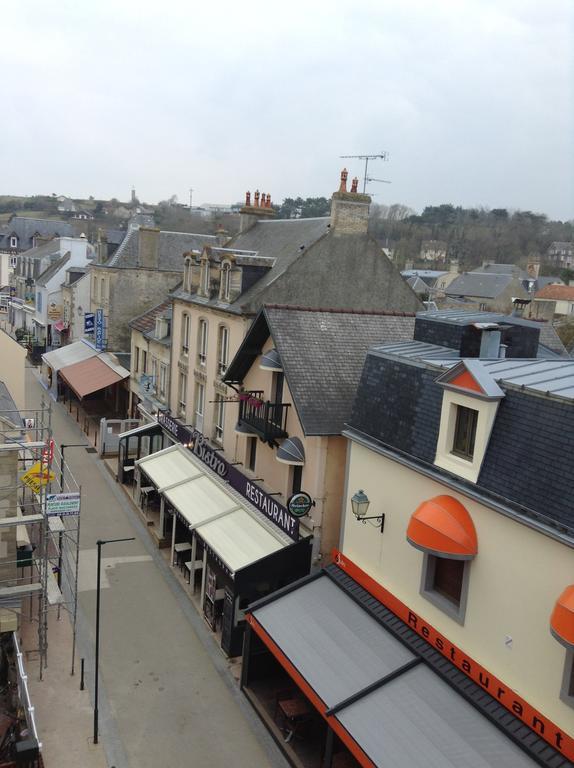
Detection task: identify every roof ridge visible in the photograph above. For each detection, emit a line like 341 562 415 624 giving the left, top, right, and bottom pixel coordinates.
264 304 416 317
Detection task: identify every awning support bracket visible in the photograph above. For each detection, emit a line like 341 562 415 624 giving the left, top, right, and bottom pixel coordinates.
325 657 423 717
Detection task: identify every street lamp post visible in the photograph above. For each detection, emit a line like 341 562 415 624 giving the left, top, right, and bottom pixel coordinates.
93 536 135 745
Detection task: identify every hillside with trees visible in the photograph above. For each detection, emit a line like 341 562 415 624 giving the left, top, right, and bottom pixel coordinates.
369 203 574 271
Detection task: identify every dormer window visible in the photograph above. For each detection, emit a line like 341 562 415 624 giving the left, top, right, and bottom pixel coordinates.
434 360 504 484
183 256 193 293
451 406 478 460
220 262 231 302
9 236 17 249
200 258 210 296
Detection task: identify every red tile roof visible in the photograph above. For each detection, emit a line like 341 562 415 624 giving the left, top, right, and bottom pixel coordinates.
129 301 171 333
535 284 574 301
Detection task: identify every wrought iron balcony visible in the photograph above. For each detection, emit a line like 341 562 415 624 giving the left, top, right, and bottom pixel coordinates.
237 390 290 446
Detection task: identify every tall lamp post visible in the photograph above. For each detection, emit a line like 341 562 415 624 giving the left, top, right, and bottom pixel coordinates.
94 537 135 745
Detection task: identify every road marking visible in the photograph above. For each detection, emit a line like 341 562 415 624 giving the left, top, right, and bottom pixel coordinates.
77 549 152 592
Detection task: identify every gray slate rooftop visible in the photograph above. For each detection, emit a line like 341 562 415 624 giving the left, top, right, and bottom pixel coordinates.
0 381 23 430
0 217 74 249
227 306 416 435
36 253 71 286
445 272 515 298
107 228 218 270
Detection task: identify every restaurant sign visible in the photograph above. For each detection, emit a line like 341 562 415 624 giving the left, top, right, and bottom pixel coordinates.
157 411 299 540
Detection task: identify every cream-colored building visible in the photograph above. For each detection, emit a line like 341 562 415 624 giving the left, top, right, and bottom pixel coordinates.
223 306 415 564
0 329 26 411
339 310 574 761
128 301 172 418
168 173 421 478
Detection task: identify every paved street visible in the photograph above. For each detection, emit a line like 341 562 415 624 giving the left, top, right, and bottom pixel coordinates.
25 365 286 768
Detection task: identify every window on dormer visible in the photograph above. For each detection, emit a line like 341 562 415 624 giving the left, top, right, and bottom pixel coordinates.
451 406 478 461
9 236 17 249
201 259 210 295
184 257 192 293
220 262 231 301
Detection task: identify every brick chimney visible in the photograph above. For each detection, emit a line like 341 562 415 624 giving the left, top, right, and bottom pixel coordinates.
239 188 275 233
138 227 161 268
330 169 371 235
96 229 108 264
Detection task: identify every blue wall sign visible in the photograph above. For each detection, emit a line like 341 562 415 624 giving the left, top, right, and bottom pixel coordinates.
95 309 104 351
84 313 95 334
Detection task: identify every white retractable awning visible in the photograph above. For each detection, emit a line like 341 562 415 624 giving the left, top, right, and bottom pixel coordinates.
196 508 285 574
164 475 239 528
42 340 97 372
136 443 289 575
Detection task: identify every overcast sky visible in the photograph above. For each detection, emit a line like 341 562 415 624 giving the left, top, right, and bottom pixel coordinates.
2 0 572 219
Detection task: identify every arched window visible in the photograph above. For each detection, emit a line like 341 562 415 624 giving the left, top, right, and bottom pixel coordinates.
220 262 231 302
100 278 105 302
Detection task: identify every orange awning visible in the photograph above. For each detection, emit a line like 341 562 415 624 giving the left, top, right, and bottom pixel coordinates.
59 356 125 399
406 495 478 560
550 585 574 649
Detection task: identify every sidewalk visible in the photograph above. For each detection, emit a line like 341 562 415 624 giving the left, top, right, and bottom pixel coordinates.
20 600 108 768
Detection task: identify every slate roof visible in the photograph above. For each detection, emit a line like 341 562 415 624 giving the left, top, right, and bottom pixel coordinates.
36 253 70 286
535 284 574 301
225 306 416 435
0 217 74 250
473 263 530 279
107 228 218 270
445 272 516 299
348 340 574 536
129 300 172 334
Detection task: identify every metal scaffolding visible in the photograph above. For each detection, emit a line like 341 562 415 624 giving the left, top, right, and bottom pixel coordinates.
0 398 81 680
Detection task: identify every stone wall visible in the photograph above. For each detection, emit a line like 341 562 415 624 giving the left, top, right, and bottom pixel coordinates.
92 267 181 352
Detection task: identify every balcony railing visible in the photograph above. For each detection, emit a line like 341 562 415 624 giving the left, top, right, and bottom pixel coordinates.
238 390 290 445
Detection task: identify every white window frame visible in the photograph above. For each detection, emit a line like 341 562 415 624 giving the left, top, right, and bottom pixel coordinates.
420 553 471 625
201 258 210 295
435 391 499 484
181 313 190 355
9 236 17 249
220 262 231 301
178 372 187 417
194 382 205 431
214 396 225 444
217 325 229 376
159 364 167 399
198 319 208 367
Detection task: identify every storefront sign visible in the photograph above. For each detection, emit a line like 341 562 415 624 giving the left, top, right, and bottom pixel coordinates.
157 411 299 540
287 492 313 518
47 303 62 320
46 492 81 516
95 308 104 351
84 313 95 334
333 549 574 762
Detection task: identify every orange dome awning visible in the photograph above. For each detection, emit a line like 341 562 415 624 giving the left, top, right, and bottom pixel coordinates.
406 495 478 560
550 585 574 649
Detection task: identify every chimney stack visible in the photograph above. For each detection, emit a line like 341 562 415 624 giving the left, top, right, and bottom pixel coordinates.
330 168 371 235
239 187 276 233
138 227 161 269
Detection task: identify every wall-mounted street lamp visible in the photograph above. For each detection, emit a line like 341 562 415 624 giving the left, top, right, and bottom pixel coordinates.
351 490 385 532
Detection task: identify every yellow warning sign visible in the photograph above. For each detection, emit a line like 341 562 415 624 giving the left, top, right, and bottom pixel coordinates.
21 461 55 494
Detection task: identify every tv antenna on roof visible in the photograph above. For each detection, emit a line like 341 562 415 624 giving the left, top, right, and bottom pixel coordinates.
340 152 389 194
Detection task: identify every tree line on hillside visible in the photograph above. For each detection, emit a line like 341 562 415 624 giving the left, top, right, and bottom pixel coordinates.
369 203 574 270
